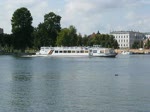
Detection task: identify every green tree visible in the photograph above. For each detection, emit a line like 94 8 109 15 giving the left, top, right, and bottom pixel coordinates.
76 33 82 46
132 41 140 49
44 12 61 46
82 35 88 46
56 28 70 46
11 7 33 51
113 40 119 49
56 25 78 46
0 33 14 52
144 39 150 49
87 34 119 48
68 25 78 46
33 23 50 48
0 34 4 47
33 12 61 48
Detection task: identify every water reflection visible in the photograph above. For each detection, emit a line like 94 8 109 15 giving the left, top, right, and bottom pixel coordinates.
11 58 33 112
30 57 62 111
13 72 32 81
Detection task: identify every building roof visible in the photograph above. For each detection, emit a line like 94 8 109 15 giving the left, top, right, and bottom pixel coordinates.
110 31 141 34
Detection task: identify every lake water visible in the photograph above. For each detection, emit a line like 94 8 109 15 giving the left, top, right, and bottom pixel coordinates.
0 55 150 112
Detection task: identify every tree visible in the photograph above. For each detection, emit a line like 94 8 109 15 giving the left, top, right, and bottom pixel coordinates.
33 23 50 48
76 33 82 46
68 25 78 46
82 35 88 46
113 40 119 49
56 28 70 46
87 34 119 48
11 7 33 51
33 12 61 48
132 41 140 49
144 39 150 49
0 33 14 52
56 25 79 46
44 12 61 46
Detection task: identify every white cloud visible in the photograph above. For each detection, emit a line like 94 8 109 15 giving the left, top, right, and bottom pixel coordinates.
126 17 150 32
0 0 53 33
1 0 150 35
62 0 150 34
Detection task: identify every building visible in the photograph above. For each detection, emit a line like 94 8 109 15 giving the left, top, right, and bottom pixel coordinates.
110 31 146 48
0 28 3 34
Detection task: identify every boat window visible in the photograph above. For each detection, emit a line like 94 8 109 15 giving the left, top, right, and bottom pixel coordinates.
41 48 44 50
81 50 84 53
68 50 71 53
85 50 88 53
55 51 58 53
64 51 67 53
77 51 80 53
59 51 62 53
100 50 104 53
93 50 97 53
72 51 75 53
105 50 109 53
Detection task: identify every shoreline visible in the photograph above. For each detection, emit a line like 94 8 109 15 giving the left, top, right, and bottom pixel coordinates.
115 49 150 54
1 49 150 55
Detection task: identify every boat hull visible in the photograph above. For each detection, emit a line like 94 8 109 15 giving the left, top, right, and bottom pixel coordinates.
92 53 117 57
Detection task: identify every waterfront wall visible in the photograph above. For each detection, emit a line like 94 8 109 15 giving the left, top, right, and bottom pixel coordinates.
115 49 150 54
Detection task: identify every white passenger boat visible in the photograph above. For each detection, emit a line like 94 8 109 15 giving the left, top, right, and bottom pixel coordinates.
35 45 117 57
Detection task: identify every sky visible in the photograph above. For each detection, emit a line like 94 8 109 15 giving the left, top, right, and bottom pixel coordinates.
0 0 150 35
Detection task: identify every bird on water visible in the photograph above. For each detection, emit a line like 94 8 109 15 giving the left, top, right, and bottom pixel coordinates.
115 74 118 76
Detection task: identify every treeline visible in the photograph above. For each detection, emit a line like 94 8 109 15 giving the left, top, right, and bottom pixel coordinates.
132 40 150 49
0 7 119 53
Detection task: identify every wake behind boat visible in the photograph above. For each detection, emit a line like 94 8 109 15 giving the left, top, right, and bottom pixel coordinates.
34 45 117 57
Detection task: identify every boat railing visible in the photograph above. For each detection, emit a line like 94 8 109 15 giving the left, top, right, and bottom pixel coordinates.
53 46 88 50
